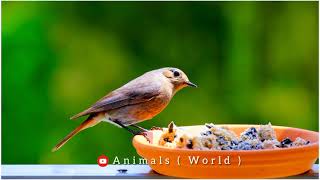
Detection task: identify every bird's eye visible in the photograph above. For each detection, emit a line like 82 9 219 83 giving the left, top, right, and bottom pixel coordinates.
173 71 180 77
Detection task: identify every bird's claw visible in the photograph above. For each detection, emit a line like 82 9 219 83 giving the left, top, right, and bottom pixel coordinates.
137 131 150 142
150 126 163 131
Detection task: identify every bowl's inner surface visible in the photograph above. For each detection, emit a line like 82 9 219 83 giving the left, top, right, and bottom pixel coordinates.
145 125 319 146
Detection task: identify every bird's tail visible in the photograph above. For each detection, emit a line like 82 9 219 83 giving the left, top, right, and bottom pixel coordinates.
52 113 103 152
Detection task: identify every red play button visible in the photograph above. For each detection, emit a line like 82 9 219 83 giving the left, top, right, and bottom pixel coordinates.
97 155 109 167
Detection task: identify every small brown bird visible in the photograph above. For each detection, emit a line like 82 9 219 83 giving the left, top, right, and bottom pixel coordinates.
52 67 197 152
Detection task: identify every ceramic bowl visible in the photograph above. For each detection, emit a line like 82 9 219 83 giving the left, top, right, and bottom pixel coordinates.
132 125 319 178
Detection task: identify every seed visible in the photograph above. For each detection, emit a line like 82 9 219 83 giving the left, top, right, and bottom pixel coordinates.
250 127 257 133
200 132 207 136
231 140 238 145
281 138 292 144
186 140 193 149
280 138 293 147
216 136 228 145
168 122 174 133
205 124 213 129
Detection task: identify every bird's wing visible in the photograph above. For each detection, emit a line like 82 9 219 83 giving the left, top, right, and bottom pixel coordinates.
70 83 161 120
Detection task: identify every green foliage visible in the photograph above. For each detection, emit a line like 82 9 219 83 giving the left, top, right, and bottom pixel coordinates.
2 2 318 164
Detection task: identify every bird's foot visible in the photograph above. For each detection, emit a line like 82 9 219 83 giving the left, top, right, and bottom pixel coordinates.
138 131 150 142
150 126 163 131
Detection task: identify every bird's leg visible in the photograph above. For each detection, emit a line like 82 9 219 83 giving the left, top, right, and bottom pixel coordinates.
129 124 152 142
113 120 150 142
130 124 148 132
113 120 139 135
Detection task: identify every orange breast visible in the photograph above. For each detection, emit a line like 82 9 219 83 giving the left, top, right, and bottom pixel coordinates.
107 94 171 125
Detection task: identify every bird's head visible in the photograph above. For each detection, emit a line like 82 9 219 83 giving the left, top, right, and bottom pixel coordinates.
162 67 197 92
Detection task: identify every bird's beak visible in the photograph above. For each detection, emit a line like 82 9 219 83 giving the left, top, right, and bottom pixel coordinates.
185 81 198 88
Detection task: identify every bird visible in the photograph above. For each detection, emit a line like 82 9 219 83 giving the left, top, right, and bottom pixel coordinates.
52 67 197 152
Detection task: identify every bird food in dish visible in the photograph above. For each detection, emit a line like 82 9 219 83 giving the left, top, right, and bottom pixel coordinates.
156 122 311 150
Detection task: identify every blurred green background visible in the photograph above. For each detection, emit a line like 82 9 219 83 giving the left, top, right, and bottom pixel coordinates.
2 2 318 164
